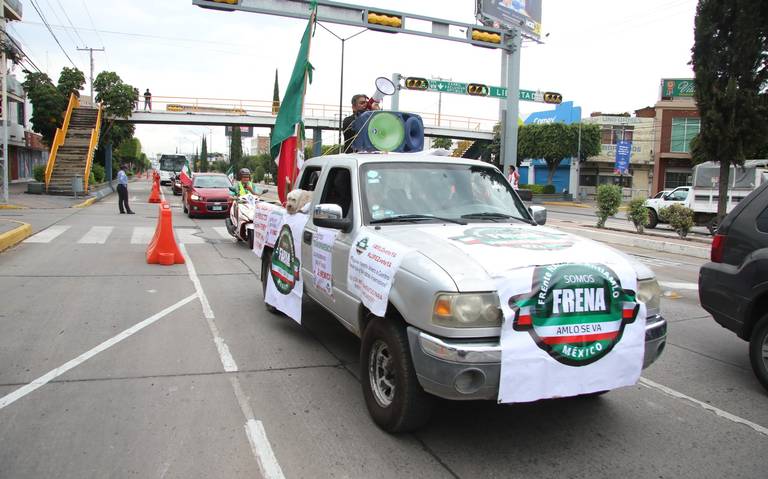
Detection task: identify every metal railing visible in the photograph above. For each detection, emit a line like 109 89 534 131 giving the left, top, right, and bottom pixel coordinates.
45 93 79 190
84 102 103 193
146 95 497 133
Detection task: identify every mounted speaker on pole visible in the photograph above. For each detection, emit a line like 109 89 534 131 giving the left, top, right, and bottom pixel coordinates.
352 111 424 153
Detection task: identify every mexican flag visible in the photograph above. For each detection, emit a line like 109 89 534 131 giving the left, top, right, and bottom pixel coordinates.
270 2 316 204
226 165 234 183
179 159 192 186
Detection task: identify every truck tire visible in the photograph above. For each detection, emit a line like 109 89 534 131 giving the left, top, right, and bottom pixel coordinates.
247 229 254 250
361 317 433 433
706 217 720 235
647 208 658 229
260 249 279 314
749 314 768 392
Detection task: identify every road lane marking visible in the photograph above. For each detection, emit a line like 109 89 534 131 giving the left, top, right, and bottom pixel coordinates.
131 226 155 244
24 225 70 243
659 281 699 291
77 226 114 244
0 294 198 411
174 228 205 244
213 226 232 239
179 244 284 478
639 377 768 437
179 243 236 370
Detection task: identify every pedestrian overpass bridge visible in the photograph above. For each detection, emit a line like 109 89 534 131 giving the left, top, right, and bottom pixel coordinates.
113 96 495 147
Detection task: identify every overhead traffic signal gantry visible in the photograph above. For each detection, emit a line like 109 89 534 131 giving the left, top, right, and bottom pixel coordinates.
466 83 489 96
404 77 429 90
543 92 563 104
366 11 403 30
469 28 502 46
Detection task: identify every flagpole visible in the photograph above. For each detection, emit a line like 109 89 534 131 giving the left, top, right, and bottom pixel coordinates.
288 6 317 194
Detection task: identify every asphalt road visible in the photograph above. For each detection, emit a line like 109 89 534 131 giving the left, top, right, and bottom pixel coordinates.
0 181 765 479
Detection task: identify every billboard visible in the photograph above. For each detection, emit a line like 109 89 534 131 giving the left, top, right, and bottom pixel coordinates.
478 0 542 40
225 125 254 137
524 101 581 125
614 140 632 175
660 79 695 99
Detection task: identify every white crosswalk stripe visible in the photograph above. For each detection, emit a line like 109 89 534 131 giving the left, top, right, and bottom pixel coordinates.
77 226 114 244
24 225 71 243
213 226 232 239
130 227 155 245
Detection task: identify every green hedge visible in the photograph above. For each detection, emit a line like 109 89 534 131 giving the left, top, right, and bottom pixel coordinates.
33 165 46 182
519 184 556 194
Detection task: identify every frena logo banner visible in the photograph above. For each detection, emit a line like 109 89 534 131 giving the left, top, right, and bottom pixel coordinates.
512 263 638 366
265 212 309 324
496 262 647 404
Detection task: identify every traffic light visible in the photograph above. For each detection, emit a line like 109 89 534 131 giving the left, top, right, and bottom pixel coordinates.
367 11 403 30
467 83 489 96
469 28 502 46
404 77 429 90
543 92 563 104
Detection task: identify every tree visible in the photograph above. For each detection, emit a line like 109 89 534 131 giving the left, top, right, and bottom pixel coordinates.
230 126 243 173
57 67 85 98
690 0 768 221
431 137 452 150
517 122 601 185
200 136 209 172
93 71 137 150
116 137 142 169
23 68 85 146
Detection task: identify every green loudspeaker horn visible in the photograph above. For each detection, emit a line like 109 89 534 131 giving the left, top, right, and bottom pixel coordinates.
367 112 405 152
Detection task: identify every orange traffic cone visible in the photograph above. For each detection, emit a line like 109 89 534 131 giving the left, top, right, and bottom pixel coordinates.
148 172 161 203
146 201 184 265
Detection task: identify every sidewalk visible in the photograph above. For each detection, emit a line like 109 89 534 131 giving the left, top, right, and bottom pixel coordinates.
1 181 98 209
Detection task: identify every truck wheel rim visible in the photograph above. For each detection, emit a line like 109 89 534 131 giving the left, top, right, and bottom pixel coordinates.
369 340 395 408
762 334 768 372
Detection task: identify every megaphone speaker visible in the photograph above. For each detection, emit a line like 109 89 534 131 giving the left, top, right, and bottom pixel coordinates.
352 111 424 153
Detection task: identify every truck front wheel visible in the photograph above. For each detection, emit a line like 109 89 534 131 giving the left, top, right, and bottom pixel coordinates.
647 208 658 229
361 317 433 433
260 249 279 314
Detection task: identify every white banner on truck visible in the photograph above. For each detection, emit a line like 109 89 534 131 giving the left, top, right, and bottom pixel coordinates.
252 203 282 257
347 232 411 317
312 228 337 298
265 212 309 323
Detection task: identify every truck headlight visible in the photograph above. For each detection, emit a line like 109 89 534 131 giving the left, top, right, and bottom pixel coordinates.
637 278 662 315
433 293 502 328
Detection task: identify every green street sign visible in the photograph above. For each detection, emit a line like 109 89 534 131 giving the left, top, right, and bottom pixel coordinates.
489 86 507 98
428 80 468 95
519 89 536 101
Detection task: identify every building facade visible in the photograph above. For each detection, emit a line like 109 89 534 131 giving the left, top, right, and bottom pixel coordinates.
651 81 699 194
580 109 655 199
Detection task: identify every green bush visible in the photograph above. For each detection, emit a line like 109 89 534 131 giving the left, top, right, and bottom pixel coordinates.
33 164 46 182
519 184 557 194
89 171 96 186
627 197 649 233
596 184 622 228
91 163 105 184
253 165 265 183
659 204 694 238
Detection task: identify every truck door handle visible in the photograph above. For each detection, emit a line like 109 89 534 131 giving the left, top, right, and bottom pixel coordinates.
303 231 312 245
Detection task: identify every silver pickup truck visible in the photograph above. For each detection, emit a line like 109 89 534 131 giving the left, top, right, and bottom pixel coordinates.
259 153 667 432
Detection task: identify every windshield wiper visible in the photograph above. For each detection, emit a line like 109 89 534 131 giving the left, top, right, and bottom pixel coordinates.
461 212 534 224
370 214 467 225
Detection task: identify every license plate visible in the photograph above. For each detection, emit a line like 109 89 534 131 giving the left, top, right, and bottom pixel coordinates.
210 205 223 211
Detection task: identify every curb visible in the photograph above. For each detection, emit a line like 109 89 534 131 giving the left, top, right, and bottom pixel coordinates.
0 221 32 253
0 204 26 209
541 201 591 209
553 224 711 260
72 197 97 208
601 225 711 245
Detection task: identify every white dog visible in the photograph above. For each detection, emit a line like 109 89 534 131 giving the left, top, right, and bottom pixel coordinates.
286 189 312 215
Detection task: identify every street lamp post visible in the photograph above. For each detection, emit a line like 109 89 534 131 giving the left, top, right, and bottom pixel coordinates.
316 23 367 148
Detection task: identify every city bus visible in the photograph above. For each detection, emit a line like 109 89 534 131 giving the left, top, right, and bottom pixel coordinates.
158 154 188 185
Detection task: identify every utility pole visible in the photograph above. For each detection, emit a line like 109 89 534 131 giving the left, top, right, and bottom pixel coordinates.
431 76 452 126
2 18 8 204
77 47 105 101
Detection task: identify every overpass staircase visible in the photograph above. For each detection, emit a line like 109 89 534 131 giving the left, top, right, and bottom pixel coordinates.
45 93 102 195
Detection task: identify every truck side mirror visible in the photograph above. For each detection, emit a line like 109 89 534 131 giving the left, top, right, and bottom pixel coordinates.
313 203 352 232
528 205 547 225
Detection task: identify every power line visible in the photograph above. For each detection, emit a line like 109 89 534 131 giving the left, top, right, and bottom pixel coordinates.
28 0 78 68
43 0 79 50
80 0 109 69
57 0 87 46
2 31 43 74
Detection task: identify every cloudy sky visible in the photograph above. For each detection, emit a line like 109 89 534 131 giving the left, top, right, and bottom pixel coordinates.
10 0 698 157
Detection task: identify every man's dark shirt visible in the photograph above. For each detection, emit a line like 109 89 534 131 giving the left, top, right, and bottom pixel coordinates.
342 112 361 153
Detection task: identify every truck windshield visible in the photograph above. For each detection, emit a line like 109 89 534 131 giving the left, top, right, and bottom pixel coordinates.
159 155 187 173
360 162 531 224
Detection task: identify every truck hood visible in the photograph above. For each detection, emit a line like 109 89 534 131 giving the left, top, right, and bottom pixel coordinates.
371 223 653 291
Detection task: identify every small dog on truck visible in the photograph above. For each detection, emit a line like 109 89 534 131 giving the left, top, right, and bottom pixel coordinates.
286 189 312 215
